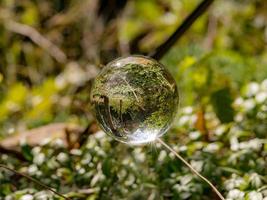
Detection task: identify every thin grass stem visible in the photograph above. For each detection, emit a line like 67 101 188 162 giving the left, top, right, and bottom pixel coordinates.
157 138 225 200
0 164 71 200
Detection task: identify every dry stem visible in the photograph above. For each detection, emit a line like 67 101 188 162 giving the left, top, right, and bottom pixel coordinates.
157 138 225 200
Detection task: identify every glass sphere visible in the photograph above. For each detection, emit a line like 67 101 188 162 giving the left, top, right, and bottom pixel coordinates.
90 55 179 145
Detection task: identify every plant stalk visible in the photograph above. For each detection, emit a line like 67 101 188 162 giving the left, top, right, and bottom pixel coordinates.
157 138 225 200
0 164 71 200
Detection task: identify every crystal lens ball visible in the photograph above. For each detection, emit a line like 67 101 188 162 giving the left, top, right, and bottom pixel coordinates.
90 55 179 145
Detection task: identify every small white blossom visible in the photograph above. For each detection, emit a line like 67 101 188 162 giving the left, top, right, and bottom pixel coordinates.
224 175 245 191
261 79 267 91
70 149 82 156
179 115 190 125
190 160 203 172
158 150 167 162
28 165 38 175
255 92 267 103
249 173 262 188
189 131 201 140
248 191 263 200
20 195 34 200
215 125 227 136
125 174 135 186
234 97 244 106
183 106 193 114
246 82 260 97
239 138 262 151
95 130 105 139
33 153 45 165
57 152 69 163
34 191 52 200
31 147 41 155
227 189 245 199
179 145 187 152
81 153 92 165
133 148 145 162
204 143 220 153
243 99 256 111
234 113 243 122
53 139 65 148
230 137 239 151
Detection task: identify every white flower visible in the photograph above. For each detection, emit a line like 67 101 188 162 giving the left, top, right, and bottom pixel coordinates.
133 148 145 162
78 168 85 174
230 137 239 151
125 174 135 186
189 131 201 140
234 114 243 122
179 145 187 152
81 153 92 165
248 139 262 151
70 149 82 156
249 173 262 188
31 147 41 155
243 99 256 111
248 191 263 200
33 153 45 165
28 165 38 175
158 150 167 162
227 189 245 199
57 152 69 163
190 160 203 172
204 143 220 153
255 92 267 103
261 79 267 91
239 139 262 151
34 191 52 200
246 82 260 97
224 175 245 191
215 125 227 136
234 97 244 106
20 195 34 200
95 130 105 139
178 115 190 125
53 139 65 148
183 106 193 114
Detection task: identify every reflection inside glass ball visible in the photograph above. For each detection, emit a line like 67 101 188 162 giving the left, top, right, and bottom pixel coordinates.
90 55 179 145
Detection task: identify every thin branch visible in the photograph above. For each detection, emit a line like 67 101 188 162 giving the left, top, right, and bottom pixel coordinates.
149 0 214 60
203 12 217 50
5 20 67 63
0 164 71 200
157 138 225 200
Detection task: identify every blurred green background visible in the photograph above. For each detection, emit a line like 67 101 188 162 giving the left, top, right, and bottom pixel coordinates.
0 0 267 199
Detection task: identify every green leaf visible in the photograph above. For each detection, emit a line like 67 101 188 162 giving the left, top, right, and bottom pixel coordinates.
211 87 234 123
21 144 33 161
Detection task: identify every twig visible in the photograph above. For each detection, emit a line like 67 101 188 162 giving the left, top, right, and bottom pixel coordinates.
149 0 214 60
157 138 225 200
5 20 67 63
203 12 217 50
0 164 71 200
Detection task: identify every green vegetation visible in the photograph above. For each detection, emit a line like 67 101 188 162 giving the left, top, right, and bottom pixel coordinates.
0 0 267 199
